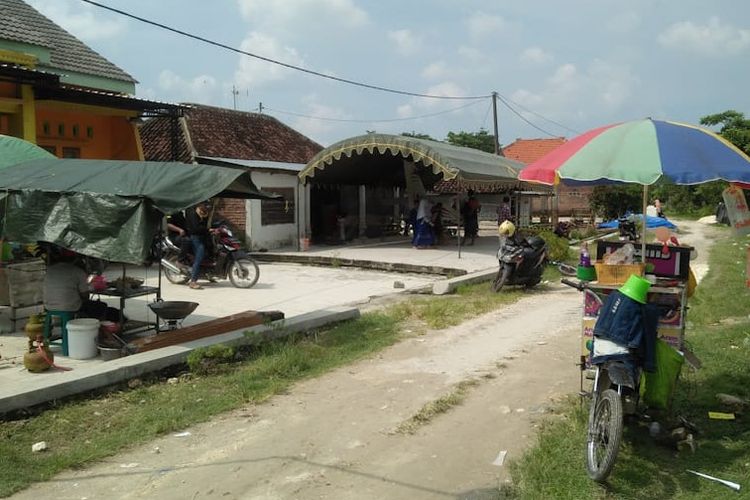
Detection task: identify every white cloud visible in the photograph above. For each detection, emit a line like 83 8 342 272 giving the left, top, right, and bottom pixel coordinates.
606 11 641 34
156 70 218 102
396 104 414 118
26 0 126 41
388 29 421 56
466 12 507 40
233 32 304 88
291 96 350 143
510 60 639 124
237 0 368 28
658 17 750 57
519 47 553 65
421 61 449 79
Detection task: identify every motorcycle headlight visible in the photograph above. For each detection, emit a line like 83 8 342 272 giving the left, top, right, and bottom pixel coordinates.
224 228 233 237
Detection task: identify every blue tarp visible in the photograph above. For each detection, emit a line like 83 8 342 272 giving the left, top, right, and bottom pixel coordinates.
598 214 677 230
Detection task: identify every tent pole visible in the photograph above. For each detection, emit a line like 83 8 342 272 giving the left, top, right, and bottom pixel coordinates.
641 186 648 264
457 193 462 259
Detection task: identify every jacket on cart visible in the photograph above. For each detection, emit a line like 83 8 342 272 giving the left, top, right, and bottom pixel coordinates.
593 290 658 371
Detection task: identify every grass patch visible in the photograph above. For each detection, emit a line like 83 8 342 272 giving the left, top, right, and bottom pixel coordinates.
389 281 525 329
508 232 750 498
0 275 532 497
396 379 480 434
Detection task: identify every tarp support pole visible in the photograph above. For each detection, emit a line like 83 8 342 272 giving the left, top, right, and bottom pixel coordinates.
641 186 648 263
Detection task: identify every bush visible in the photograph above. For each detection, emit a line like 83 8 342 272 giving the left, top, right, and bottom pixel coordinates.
187 344 236 375
534 230 571 262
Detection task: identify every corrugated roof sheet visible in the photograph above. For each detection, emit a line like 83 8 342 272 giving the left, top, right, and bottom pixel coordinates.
196 156 305 173
0 0 136 83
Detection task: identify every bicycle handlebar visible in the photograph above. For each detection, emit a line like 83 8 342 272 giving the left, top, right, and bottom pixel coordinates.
561 278 586 291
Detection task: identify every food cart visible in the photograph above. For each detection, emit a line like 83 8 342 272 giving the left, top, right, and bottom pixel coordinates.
579 241 693 370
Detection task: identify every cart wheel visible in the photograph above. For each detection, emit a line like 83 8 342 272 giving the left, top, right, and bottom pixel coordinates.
586 388 623 482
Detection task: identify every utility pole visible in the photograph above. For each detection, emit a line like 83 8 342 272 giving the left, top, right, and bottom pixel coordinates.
491 91 502 156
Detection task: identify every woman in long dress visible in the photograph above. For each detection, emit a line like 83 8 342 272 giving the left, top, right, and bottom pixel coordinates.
412 198 435 248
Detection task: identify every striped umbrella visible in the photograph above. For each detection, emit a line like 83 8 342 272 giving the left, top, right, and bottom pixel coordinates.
519 118 750 186
518 118 750 260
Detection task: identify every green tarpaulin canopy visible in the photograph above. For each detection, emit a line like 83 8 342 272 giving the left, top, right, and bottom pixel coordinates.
0 159 278 264
0 134 55 169
299 133 525 190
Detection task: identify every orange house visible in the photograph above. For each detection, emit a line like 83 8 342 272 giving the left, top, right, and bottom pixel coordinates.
0 0 182 160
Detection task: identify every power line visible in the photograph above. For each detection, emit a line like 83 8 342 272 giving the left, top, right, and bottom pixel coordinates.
496 94 560 138
80 0 491 101
497 93 580 135
264 100 483 123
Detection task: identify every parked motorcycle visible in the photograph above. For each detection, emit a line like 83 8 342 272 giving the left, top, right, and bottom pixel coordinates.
161 224 260 288
618 215 639 242
491 234 547 292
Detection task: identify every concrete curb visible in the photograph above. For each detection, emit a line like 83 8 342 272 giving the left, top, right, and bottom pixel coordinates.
251 253 466 277
0 306 359 415
432 268 497 295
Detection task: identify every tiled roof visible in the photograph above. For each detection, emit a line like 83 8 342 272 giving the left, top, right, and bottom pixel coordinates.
0 0 136 83
502 137 567 164
139 104 323 164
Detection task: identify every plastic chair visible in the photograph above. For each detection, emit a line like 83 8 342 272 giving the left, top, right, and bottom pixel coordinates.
43 310 74 356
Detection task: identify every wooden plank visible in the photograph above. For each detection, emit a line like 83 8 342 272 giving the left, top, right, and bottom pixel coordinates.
131 310 284 352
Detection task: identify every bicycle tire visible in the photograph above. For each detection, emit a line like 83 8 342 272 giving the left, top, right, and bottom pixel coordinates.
586 388 623 482
557 262 577 277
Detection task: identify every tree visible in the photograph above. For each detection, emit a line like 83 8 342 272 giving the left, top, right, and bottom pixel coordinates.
401 131 437 141
446 129 496 153
700 110 750 155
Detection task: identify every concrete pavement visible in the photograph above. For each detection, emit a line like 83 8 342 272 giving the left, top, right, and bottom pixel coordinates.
0 235 500 414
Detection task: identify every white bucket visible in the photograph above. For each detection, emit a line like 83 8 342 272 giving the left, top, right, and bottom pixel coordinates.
66 318 100 359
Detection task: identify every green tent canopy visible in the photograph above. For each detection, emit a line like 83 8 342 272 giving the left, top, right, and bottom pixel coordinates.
299 133 525 190
0 159 278 264
0 134 55 168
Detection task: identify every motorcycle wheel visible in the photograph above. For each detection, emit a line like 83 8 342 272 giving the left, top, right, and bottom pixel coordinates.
586 388 623 482
228 258 260 289
491 266 512 293
164 261 189 285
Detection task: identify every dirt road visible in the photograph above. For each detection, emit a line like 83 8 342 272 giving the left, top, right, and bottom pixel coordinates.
12 219 719 500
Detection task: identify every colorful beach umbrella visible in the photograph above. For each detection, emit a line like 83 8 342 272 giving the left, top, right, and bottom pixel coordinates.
518 118 750 186
0 134 54 169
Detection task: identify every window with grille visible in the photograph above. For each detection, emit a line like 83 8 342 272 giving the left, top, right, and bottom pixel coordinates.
261 187 295 225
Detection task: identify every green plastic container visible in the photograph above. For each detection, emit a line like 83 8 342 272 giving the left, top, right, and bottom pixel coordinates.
576 265 597 281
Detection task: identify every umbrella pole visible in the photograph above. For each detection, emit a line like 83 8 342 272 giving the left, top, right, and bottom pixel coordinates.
641 186 648 264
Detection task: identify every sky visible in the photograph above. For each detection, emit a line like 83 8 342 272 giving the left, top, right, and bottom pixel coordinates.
26 0 750 148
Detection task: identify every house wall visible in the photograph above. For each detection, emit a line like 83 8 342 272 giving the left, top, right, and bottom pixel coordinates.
35 104 141 160
246 171 301 250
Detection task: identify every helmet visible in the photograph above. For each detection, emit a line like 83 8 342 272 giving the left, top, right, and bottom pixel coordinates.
498 220 516 237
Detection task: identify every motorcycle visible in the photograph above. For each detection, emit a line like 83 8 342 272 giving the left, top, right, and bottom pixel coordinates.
618 215 639 242
160 224 260 289
491 234 547 292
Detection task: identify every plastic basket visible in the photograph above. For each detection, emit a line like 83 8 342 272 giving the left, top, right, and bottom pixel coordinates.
593 262 645 285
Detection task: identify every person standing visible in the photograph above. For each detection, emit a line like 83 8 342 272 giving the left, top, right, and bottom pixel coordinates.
412 197 435 248
497 196 512 225
184 202 212 289
462 190 481 245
